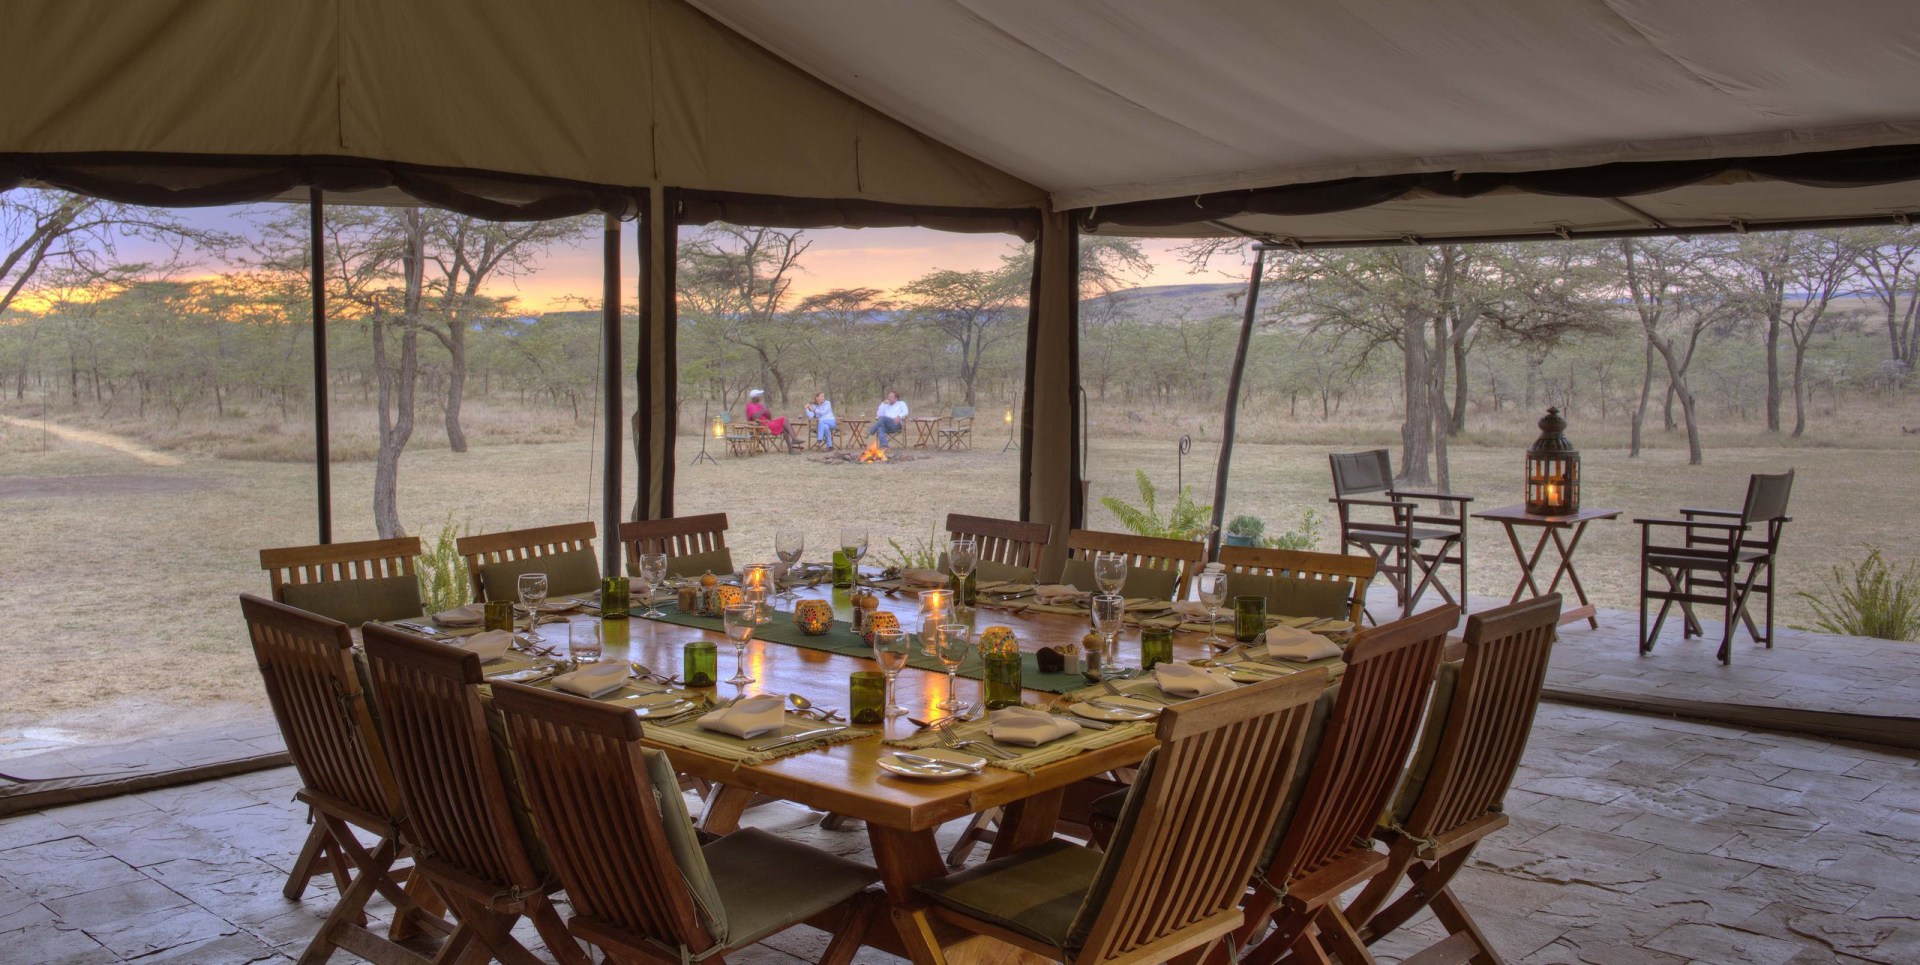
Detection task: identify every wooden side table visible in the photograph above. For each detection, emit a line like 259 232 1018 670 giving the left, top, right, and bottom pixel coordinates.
842 418 872 448
1472 504 1621 628
911 416 941 448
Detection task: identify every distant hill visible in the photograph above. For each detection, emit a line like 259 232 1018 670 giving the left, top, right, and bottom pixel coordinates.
1086 282 1248 320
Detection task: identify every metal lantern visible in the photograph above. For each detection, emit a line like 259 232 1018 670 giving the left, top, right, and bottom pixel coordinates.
1525 407 1580 516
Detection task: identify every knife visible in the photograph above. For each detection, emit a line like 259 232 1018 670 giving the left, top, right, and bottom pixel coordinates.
748 725 848 751
894 752 980 772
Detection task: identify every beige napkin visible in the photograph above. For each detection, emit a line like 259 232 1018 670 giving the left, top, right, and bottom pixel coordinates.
1266 625 1342 662
1034 584 1089 605
988 706 1081 746
697 694 786 738
1153 663 1237 697
434 603 486 626
902 568 949 587
552 662 627 698
456 629 513 662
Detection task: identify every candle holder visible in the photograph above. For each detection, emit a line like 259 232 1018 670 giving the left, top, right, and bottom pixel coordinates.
981 627 1022 709
1525 407 1580 516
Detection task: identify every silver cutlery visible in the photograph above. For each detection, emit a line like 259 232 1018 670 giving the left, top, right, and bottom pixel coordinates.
934 727 1017 760
894 752 980 772
1102 678 1174 705
1086 698 1159 717
1052 710 1112 730
749 725 849 751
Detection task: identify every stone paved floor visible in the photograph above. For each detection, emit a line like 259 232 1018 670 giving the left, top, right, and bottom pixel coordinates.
2 703 1915 964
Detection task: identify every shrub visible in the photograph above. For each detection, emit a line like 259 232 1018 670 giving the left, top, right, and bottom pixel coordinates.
1227 515 1265 538
879 525 944 570
1261 508 1324 552
1794 546 1920 642
416 515 472 614
1101 469 1212 541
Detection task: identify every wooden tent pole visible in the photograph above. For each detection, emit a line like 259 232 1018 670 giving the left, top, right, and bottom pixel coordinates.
601 213 623 576
1207 247 1266 558
310 188 332 544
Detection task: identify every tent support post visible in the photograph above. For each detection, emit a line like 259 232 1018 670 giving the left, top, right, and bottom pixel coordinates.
1207 247 1266 559
601 213 623 576
309 188 331 545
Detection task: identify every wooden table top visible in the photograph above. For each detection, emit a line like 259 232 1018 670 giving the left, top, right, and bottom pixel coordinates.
1472 504 1622 525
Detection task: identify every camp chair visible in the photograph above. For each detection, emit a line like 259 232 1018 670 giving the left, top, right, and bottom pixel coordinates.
491 682 881 964
1329 449 1471 619
938 405 976 449
1228 604 1456 965
1217 546 1376 625
719 411 758 457
1638 469 1794 664
1343 594 1562 963
360 624 591 965
456 521 600 602
239 594 452 961
914 672 1325 965
620 513 733 579
1065 528 1208 600
259 536 424 628
947 513 1051 570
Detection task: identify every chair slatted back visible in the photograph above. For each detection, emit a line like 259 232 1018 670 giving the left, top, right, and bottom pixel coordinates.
946 513 1051 569
618 513 731 565
1217 547 1376 624
1073 672 1324 963
239 594 400 826
360 624 542 894
1264 604 1454 883
1411 595 1561 837
1330 450 1395 497
1067 528 1208 599
260 536 423 602
492 684 717 956
456 522 597 601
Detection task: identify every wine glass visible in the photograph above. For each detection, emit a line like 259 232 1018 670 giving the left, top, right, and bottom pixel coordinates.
1197 570 1229 648
637 552 668 618
871 627 911 719
931 623 973 713
774 529 805 606
839 525 869 588
1091 593 1126 679
949 538 978 607
722 603 757 686
1094 552 1128 597
516 572 549 645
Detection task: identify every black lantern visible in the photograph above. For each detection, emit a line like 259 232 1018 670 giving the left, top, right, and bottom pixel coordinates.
1525 407 1579 516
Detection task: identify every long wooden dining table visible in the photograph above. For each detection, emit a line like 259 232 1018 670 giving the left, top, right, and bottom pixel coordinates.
520 580 1335 965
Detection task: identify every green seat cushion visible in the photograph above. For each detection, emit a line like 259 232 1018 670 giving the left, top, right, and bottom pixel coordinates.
666 547 735 580
1059 557 1181 600
1224 571 1274 603
914 838 1101 950
480 691 555 881
281 575 422 628
480 549 601 601
1268 576 1354 621
641 749 728 942
1386 660 1461 826
1262 683 1339 865
938 555 1037 586
703 827 878 951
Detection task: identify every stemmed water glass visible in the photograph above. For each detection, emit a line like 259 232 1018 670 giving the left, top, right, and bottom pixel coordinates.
722 603 757 686
931 623 973 713
871 627 911 719
775 530 805 608
840 525 869 588
636 553 668 618
1094 552 1127 597
1091 593 1126 678
1196 570 1229 649
517 572 549 645
949 537 978 610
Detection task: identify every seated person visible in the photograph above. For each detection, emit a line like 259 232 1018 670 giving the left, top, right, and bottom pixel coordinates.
745 389 795 451
874 391 909 447
805 392 838 449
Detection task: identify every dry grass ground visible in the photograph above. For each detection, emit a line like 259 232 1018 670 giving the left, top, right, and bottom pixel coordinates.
2 403 1915 752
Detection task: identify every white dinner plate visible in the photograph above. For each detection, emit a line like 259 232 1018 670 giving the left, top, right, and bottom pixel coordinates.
1070 696 1160 721
1223 664 1296 684
877 748 987 781
616 692 696 716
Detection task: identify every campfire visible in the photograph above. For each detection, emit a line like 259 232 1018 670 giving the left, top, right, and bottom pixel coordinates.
816 438 922 465
857 438 888 463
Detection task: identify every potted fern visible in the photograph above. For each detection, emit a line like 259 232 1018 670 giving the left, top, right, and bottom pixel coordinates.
1223 514 1265 548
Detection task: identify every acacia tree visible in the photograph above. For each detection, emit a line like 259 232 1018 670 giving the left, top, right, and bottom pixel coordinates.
1776 232 1866 436
679 224 810 405
1851 225 1920 370
899 259 1027 407
1617 237 1740 465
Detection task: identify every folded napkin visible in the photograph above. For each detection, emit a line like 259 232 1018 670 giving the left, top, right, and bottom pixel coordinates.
1033 584 1089 605
552 661 628 698
1266 625 1342 662
697 694 786 739
1153 663 1238 697
902 568 949 587
455 630 513 662
434 603 486 626
988 706 1081 746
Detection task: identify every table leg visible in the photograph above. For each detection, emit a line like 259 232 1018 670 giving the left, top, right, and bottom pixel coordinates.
698 784 754 834
868 822 1058 965
1545 521 1601 628
987 788 1064 861
1498 522 1550 604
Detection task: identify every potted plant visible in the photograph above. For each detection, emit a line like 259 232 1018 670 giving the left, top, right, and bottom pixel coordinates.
1224 514 1265 548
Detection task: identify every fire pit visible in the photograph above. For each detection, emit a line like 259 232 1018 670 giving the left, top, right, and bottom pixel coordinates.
816 439 923 464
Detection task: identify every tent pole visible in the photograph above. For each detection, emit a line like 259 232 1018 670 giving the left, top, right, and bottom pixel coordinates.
601 213 623 577
1206 247 1266 558
309 188 331 545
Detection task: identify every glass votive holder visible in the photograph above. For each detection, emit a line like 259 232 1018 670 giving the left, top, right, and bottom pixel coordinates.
682 641 718 688
568 618 603 664
1234 595 1268 644
981 630 1023 710
600 576 630 619
849 671 886 724
483 600 515 632
1141 626 1175 670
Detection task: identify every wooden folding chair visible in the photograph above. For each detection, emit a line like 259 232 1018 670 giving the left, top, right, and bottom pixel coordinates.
1329 450 1472 619
1067 528 1208 599
938 406 975 449
915 672 1326 965
360 624 591 965
1343 594 1562 964
259 536 425 628
946 513 1051 569
1227 604 1456 965
619 512 730 562
1638 469 1794 664
1217 546 1376 625
491 682 881 964
455 521 599 601
239 594 451 964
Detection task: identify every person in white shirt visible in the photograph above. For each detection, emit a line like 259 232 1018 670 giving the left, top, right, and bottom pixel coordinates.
874 391 909 447
805 392 838 449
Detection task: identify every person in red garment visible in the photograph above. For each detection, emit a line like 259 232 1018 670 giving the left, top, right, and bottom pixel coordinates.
745 389 796 451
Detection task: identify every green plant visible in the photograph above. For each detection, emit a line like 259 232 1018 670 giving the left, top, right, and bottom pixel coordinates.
879 525 944 570
1262 508 1324 552
416 514 473 614
1794 546 1920 642
1227 514 1265 538
1101 469 1213 541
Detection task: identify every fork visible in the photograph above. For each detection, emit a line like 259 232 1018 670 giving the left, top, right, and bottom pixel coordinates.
1102 678 1174 705
935 726 1017 761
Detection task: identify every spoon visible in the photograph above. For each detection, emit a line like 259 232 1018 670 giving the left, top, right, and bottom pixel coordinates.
788 693 845 722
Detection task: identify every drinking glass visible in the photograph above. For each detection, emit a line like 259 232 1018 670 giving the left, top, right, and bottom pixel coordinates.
1196 570 1229 648
1090 593 1126 679
932 623 973 713
774 529 805 606
517 572 549 644
568 618 602 665
949 538 978 606
1234 595 1269 644
742 564 773 624
871 628 911 718
722 603 757 686
1094 552 1127 597
637 552 669 618
839 525 869 588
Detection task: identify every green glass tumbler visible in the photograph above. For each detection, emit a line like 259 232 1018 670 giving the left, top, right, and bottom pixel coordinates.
982 636 1023 710
600 576 630 619
832 549 854 588
483 600 515 633
1234 595 1268 644
1141 626 1175 671
682 641 718 689
849 671 886 724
